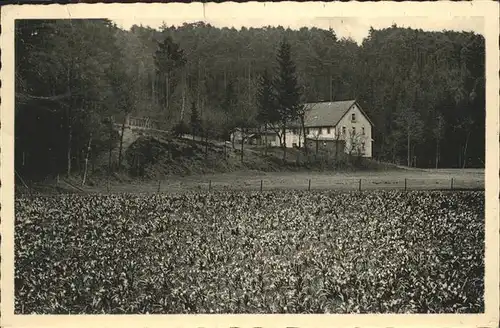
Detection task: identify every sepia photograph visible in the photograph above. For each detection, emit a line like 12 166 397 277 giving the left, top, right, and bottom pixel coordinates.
1 2 499 327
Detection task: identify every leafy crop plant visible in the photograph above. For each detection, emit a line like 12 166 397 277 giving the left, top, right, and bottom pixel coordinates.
15 190 484 314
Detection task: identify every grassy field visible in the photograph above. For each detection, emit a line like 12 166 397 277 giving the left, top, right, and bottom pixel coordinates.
91 168 484 194
15 132 483 195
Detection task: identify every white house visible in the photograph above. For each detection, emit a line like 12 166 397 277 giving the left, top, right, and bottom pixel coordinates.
231 100 375 158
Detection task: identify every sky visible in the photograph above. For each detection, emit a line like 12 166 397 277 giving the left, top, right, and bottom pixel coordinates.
113 16 484 45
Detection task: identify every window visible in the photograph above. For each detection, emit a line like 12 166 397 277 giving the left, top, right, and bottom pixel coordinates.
362 127 365 135
352 127 356 134
342 126 346 135
351 113 356 122
306 128 310 135
361 141 366 152
292 128 297 135
318 128 322 135
327 127 331 134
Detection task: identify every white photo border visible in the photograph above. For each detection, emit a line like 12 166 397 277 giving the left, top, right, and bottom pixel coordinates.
1 2 498 328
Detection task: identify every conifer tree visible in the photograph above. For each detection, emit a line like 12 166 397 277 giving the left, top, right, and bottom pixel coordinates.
256 69 279 154
274 39 302 161
190 101 202 140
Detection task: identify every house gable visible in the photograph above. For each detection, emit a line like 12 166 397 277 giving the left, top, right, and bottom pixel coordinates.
334 101 374 128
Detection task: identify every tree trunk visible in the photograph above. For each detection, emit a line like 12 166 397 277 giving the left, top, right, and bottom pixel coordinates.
66 119 72 177
300 115 308 156
82 133 92 185
335 142 339 166
380 136 385 162
224 67 227 89
181 72 186 121
166 72 170 112
276 130 283 147
248 62 252 108
335 133 340 165
458 146 462 168
108 123 113 175
197 60 201 109
407 129 411 167
282 124 287 162
205 131 209 157
264 123 268 156
435 138 439 169
66 65 73 178
411 144 416 168
118 117 126 168
200 99 205 127
240 130 244 163
152 72 156 105
462 131 471 168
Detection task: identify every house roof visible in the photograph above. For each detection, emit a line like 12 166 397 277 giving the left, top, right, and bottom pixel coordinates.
303 100 374 127
303 100 356 127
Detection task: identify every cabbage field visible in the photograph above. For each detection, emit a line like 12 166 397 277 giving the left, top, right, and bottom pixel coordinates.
15 190 484 314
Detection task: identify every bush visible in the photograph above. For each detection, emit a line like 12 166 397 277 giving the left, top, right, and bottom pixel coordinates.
172 120 190 137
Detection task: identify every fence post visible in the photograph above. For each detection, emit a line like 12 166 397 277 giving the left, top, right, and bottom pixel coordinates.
157 180 161 193
209 180 212 192
260 179 263 192
107 180 110 193
308 179 311 191
358 179 362 192
451 177 454 190
404 178 407 191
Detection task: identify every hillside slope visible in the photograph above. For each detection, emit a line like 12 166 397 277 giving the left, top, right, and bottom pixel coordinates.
121 135 401 181
124 135 279 179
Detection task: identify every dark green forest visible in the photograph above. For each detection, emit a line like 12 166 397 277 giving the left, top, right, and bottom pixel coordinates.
15 19 485 180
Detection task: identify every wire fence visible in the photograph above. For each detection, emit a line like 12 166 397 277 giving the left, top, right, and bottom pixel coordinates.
99 177 484 195
15 176 485 197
